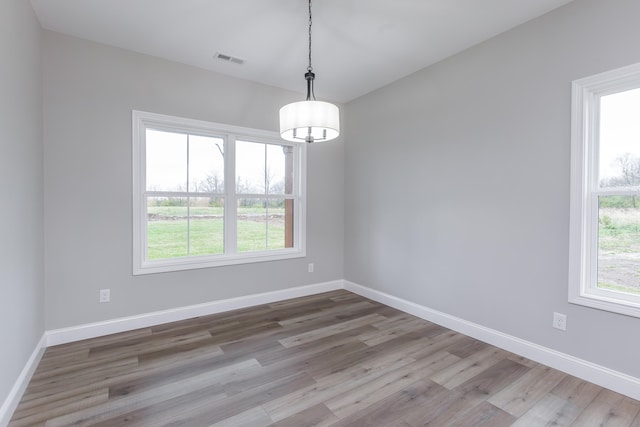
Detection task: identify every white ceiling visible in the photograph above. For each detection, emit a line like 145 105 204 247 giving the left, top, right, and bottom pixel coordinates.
30 0 574 103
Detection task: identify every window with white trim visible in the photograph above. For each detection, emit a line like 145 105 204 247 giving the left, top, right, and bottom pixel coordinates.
569 63 640 317
132 111 306 275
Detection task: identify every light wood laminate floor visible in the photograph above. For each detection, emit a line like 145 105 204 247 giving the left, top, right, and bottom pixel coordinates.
9 290 640 426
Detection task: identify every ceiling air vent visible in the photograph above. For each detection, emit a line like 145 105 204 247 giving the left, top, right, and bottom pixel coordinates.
214 52 245 65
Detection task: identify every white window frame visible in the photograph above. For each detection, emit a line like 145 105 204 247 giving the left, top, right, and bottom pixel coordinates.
569 62 640 318
132 110 307 275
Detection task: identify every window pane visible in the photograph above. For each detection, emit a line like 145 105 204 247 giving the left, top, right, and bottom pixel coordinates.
598 196 640 295
266 198 293 249
236 140 266 194
189 135 224 193
146 129 187 191
189 197 224 256
284 199 294 248
283 146 295 196
237 198 267 252
236 198 292 252
147 196 188 259
266 144 288 195
599 88 640 188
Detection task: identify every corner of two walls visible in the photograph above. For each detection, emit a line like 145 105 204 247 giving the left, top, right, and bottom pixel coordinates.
0 0 45 421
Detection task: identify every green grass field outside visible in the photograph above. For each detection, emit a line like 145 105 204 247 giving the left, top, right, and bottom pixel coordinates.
147 205 287 259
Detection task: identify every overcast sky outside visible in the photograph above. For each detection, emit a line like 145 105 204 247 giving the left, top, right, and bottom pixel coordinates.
145 129 285 194
599 87 640 183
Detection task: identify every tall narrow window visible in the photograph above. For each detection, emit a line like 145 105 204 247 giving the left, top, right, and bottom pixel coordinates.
569 63 640 317
133 111 306 274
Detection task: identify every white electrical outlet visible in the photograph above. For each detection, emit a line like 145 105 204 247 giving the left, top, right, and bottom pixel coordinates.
308 263 314 273
99 289 111 303
553 312 567 331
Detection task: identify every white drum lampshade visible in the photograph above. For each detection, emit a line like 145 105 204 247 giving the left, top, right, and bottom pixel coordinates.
279 100 340 143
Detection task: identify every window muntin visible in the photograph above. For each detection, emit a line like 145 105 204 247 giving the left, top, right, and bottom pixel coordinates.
569 63 640 317
133 111 306 275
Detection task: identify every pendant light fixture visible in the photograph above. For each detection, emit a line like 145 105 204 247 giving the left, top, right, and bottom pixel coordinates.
280 0 340 143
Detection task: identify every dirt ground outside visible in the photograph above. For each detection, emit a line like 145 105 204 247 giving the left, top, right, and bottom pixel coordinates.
598 254 640 294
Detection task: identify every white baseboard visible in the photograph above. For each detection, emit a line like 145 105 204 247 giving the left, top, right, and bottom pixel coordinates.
46 280 343 347
6 278 639 427
0 334 46 427
344 280 640 401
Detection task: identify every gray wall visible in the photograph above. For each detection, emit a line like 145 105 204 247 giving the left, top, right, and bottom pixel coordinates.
0 0 44 407
43 32 344 329
345 0 640 379
11 0 640 404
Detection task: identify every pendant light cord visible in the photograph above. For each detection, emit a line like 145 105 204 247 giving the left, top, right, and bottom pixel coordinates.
307 0 313 73
305 0 316 100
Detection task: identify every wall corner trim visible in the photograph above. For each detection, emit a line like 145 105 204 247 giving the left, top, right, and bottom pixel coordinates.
344 280 640 401
45 280 344 347
0 334 47 427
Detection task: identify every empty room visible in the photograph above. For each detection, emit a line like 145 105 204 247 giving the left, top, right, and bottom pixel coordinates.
2 0 640 425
